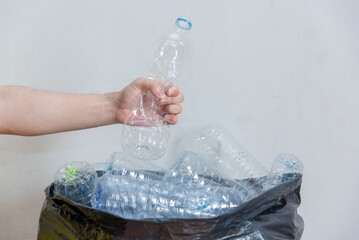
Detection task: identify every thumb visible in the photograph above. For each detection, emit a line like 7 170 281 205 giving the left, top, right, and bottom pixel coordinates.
132 77 165 99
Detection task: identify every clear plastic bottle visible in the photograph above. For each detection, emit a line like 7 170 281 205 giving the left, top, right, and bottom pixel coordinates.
163 151 246 216
91 174 244 220
91 175 155 219
163 151 228 187
53 161 98 206
176 126 267 200
164 150 262 205
105 151 164 181
264 153 304 190
121 17 192 161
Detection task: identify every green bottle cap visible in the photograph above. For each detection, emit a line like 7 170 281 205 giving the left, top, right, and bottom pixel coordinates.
64 165 80 183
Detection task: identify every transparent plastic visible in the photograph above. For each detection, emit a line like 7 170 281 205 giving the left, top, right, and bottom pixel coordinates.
105 151 164 181
264 153 304 190
52 128 304 221
91 161 107 177
91 147 263 221
91 175 155 220
178 126 267 180
91 174 244 220
121 17 192 161
163 151 224 187
175 126 268 201
53 161 98 206
163 151 247 217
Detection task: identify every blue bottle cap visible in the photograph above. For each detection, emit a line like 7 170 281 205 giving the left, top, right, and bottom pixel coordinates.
176 17 192 30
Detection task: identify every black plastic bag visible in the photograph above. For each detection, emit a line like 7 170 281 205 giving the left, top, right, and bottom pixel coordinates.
37 174 304 240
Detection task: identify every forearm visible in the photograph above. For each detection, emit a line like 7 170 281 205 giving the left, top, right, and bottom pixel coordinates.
0 86 118 136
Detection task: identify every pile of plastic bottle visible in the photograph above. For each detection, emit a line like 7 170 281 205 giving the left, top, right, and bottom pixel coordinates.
53 17 303 221
53 126 303 221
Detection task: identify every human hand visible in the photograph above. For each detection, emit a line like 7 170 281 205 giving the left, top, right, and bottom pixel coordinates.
0 81 183 136
111 77 184 125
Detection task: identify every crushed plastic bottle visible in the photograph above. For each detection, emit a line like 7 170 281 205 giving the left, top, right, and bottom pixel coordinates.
93 151 246 220
163 151 222 186
176 126 267 200
51 126 303 221
264 153 303 190
91 174 244 220
121 17 192 161
178 126 267 179
53 161 98 206
105 151 164 181
162 151 245 216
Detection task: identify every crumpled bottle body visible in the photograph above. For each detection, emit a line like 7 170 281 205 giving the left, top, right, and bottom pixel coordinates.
122 17 191 160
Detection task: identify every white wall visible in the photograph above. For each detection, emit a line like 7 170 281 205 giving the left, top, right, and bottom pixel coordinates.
0 0 358 239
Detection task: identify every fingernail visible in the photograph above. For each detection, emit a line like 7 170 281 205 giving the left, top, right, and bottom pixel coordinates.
156 89 165 98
